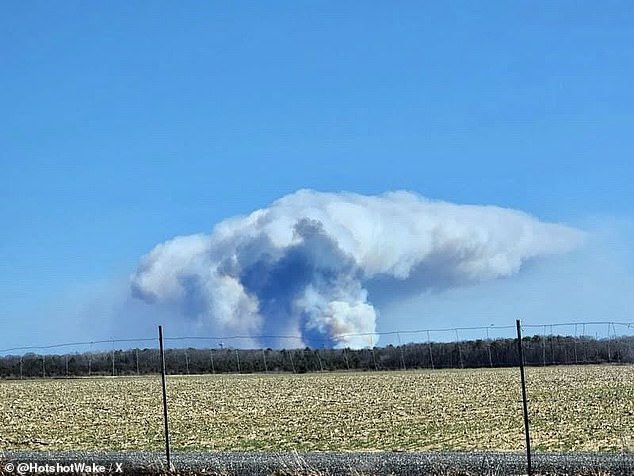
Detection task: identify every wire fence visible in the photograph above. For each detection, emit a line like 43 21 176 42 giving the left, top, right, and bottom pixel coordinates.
0 321 632 378
0 320 632 470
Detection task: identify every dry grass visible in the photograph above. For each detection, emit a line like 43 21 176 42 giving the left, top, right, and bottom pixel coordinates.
0 365 632 452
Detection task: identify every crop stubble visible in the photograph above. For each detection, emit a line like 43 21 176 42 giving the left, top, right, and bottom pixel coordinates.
0 365 631 452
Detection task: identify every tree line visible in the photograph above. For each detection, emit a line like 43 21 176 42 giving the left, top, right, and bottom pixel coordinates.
0 334 632 379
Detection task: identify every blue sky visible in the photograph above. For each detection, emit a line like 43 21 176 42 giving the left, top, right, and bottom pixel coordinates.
2 2 634 349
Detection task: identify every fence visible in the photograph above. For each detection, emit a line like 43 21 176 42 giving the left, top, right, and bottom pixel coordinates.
0 321 632 378
0 320 632 474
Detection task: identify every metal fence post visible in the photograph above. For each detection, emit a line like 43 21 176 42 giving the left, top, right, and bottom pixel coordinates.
262 348 268 373
427 330 434 369
516 319 532 476
289 350 296 373
158 325 172 471
455 329 464 369
397 332 406 370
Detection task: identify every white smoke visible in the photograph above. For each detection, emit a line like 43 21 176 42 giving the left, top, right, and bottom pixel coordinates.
131 190 584 348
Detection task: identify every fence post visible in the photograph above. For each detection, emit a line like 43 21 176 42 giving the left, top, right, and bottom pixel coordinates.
516 319 532 476
542 325 546 366
427 330 434 369
158 325 172 471
288 349 296 373
315 349 324 372
88 343 93 376
486 326 493 368
262 349 268 373
455 329 464 369
397 332 406 370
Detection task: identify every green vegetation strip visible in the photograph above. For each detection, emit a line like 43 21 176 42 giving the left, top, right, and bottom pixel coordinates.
0 366 632 452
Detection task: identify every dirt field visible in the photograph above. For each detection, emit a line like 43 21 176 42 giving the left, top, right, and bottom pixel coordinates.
0 365 632 452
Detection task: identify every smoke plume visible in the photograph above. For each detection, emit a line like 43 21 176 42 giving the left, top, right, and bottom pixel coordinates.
131 190 583 348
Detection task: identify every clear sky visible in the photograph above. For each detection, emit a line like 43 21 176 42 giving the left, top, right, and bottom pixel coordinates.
2 2 634 349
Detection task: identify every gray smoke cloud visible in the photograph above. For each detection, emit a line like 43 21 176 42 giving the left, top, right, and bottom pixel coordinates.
131 190 584 348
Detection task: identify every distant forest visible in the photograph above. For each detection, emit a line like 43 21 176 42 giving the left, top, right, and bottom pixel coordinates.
0 335 633 379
